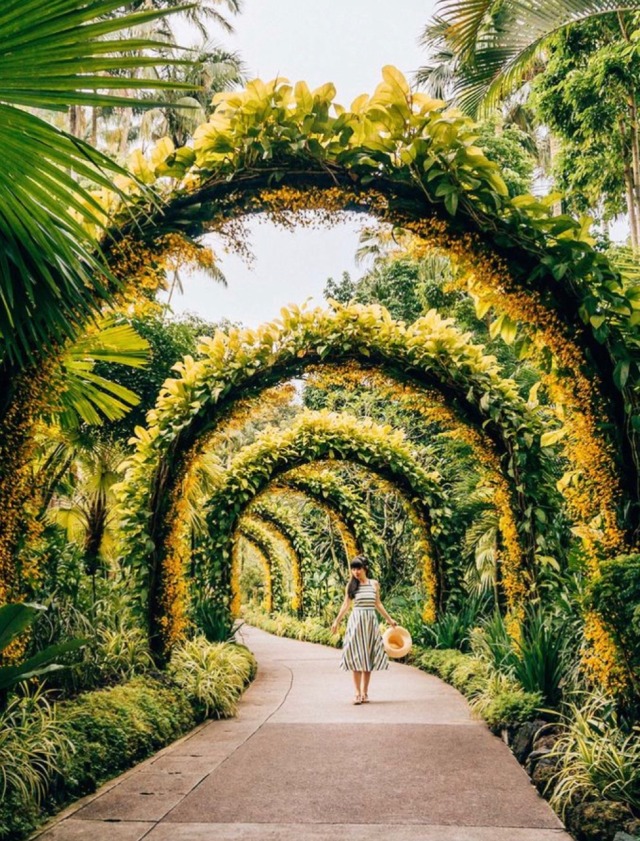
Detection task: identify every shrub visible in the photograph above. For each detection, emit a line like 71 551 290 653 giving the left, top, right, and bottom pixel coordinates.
471 609 571 707
0 603 85 706
449 656 491 695
0 677 198 841
242 607 343 646
416 648 468 681
411 645 540 727
56 677 197 797
421 595 489 652
548 694 640 816
470 612 518 673
168 636 256 717
28 591 153 696
0 687 71 820
191 584 238 642
468 672 543 729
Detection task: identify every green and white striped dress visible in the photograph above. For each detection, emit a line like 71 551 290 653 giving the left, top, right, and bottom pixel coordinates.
339 579 389 671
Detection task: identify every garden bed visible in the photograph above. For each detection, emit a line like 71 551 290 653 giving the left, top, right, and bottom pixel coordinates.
0 641 256 841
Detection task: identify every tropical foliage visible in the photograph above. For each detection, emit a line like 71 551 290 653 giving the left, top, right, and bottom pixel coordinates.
2 4 640 838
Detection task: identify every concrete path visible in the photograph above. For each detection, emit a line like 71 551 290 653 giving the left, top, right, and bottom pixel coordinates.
35 626 571 841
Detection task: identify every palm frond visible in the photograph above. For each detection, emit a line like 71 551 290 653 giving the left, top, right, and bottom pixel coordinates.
55 320 150 428
423 0 640 114
0 0 196 366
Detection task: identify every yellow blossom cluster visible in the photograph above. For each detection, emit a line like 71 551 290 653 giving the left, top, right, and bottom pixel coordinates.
582 610 628 693
252 186 389 230
230 537 243 617
403 218 625 565
110 232 221 314
153 386 297 644
0 362 56 603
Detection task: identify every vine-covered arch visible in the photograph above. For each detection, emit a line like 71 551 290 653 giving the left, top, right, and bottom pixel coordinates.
3 67 636 618
145 410 448 655
306 363 535 587
98 69 637 519
241 498 311 615
119 304 556 645
276 467 386 567
237 517 289 613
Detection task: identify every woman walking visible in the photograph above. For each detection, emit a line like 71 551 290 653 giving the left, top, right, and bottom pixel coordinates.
331 555 398 704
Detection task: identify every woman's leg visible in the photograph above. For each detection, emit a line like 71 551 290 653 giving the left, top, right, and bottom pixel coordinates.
362 671 371 699
351 670 363 699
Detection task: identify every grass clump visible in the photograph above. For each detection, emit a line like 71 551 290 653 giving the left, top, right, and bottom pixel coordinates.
169 636 256 718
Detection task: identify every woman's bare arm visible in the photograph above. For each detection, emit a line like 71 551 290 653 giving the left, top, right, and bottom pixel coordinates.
331 584 352 633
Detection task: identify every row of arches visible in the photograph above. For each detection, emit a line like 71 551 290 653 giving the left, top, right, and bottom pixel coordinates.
1 74 635 701
114 304 622 658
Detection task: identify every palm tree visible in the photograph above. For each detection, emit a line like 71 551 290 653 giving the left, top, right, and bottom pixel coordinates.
138 42 246 149
417 1 640 115
47 439 126 599
0 0 197 368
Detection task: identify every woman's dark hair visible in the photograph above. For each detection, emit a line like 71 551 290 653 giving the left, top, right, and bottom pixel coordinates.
347 555 369 600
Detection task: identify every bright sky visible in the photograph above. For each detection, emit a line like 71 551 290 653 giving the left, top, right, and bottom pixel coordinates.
167 1 437 327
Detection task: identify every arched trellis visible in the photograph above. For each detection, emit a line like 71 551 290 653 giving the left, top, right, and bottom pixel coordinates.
118 304 557 653
241 498 311 616
1 69 634 609
305 364 537 600
276 466 386 567
98 71 633 476
146 410 449 656
233 531 274 612
95 72 637 520
237 517 289 612
274 463 443 618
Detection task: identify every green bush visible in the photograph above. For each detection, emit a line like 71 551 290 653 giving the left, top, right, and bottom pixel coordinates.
243 607 343 646
29 591 153 696
0 687 72 840
411 645 540 728
191 584 238 642
420 595 489 652
56 677 197 797
415 648 468 681
169 637 257 718
0 638 257 841
548 694 640 816
468 671 543 728
470 609 571 707
0 677 195 841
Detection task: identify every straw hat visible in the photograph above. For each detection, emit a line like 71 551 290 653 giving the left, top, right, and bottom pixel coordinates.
382 625 412 658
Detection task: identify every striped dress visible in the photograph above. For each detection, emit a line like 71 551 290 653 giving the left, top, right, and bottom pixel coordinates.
339 580 389 671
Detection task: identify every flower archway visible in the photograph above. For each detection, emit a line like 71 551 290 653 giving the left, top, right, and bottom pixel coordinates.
2 69 635 616
134 410 446 655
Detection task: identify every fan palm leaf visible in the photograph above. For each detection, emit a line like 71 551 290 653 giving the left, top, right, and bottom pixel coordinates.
55 319 150 428
0 0 196 366
421 1 640 114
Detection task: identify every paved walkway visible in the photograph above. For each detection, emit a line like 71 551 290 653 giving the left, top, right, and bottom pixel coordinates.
35 626 571 841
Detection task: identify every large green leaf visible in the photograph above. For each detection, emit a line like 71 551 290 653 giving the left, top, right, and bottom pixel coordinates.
55 320 150 427
0 602 45 652
0 0 196 366
0 638 86 691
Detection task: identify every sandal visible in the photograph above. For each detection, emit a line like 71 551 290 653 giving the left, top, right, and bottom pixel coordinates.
353 694 363 705
362 694 369 703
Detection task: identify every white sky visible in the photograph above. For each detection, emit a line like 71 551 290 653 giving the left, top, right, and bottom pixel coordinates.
167 1 436 327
